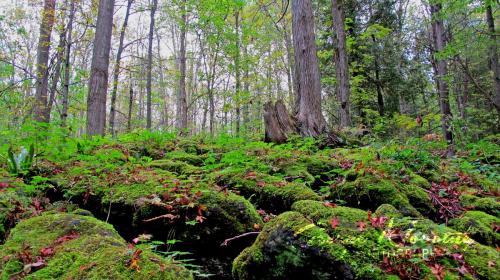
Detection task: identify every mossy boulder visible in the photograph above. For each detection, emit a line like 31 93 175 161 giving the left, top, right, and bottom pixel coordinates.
213 168 320 212
460 194 500 217
133 190 262 248
232 211 357 280
234 201 500 280
147 159 201 176
330 176 421 217
0 212 192 279
448 211 500 247
164 150 205 166
374 204 403 219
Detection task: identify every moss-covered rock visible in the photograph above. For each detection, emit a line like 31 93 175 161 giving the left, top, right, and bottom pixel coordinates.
235 201 500 280
448 211 500 247
330 176 421 217
164 150 205 166
134 190 262 247
147 159 201 176
460 194 500 217
374 204 403 219
232 211 358 280
0 212 192 279
213 168 320 212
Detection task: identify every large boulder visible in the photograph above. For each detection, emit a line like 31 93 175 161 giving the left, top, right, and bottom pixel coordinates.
0 212 192 279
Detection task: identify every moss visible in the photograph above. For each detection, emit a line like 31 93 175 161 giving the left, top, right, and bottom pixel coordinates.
331 176 421 217
280 164 316 186
0 212 192 280
133 190 262 251
232 211 359 280
0 188 32 241
374 204 403 219
448 211 499 247
400 184 435 217
460 194 499 217
213 168 320 212
147 159 201 175
165 150 205 166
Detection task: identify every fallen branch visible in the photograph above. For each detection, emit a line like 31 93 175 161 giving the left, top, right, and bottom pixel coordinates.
143 214 179 223
220 232 260 247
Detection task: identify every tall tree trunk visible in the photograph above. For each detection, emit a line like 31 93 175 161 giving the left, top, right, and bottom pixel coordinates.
486 4 500 130
283 26 297 106
234 8 241 135
146 0 158 130
331 0 351 127
61 0 76 127
176 0 188 134
292 0 329 138
243 45 250 129
47 25 67 123
33 0 56 123
127 79 134 132
371 35 384 116
430 2 453 154
109 0 133 136
86 0 115 136
156 30 169 130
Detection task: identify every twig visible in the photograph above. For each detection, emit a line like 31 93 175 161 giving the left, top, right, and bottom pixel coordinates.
220 232 260 247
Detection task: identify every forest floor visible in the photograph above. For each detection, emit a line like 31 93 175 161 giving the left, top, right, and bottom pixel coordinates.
0 132 499 279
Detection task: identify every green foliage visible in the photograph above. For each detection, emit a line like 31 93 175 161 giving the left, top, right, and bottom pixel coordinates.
5 144 34 176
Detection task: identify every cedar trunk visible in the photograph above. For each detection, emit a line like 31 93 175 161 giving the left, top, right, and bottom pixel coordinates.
430 3 453 154
331 0 352 127
292 0 328 137
146 0 158 130
86 0 115 136
33 0 56 123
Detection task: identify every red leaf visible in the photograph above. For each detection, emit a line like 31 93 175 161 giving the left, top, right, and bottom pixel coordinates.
40 247 55 257
55 231 79 244
356 221 367 232
330 217 340 229
256 181 266 187
430 263 445 280
0 182 9 189
196 215 205 223
323 202 337 208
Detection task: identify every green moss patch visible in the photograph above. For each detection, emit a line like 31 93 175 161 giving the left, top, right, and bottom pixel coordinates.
0 212 192 279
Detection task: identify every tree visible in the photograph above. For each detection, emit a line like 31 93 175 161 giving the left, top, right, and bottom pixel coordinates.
86 0 115 136
291 0 329 138
33 0 56 123
331 0 351 127
109 0 134 136
146 0 158 130
430 1 453 154
61 0 76 127
485 1 500 130
176 0 188 134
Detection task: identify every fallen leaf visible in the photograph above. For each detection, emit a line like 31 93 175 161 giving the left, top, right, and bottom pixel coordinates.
323 202 337 208
330 217 340 229
356 221 367 232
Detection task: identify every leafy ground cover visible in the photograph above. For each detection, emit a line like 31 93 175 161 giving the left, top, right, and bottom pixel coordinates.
0 131 499 279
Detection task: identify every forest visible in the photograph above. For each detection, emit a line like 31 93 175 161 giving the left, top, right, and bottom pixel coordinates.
0 0 499 279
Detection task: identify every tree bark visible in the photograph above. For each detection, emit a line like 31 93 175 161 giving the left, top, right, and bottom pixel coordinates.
33 0 56 123
109 0 133 136
234 8 241 135
86 0 115 136
430 2 453 154
331 0 351 127
486 4 500 130
61 0 76 127
176 0 188 134
264 100 296 144
127 80 134 132
47 25 67 123
146 0 158 130
292 0 329 138
371 35 384 116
